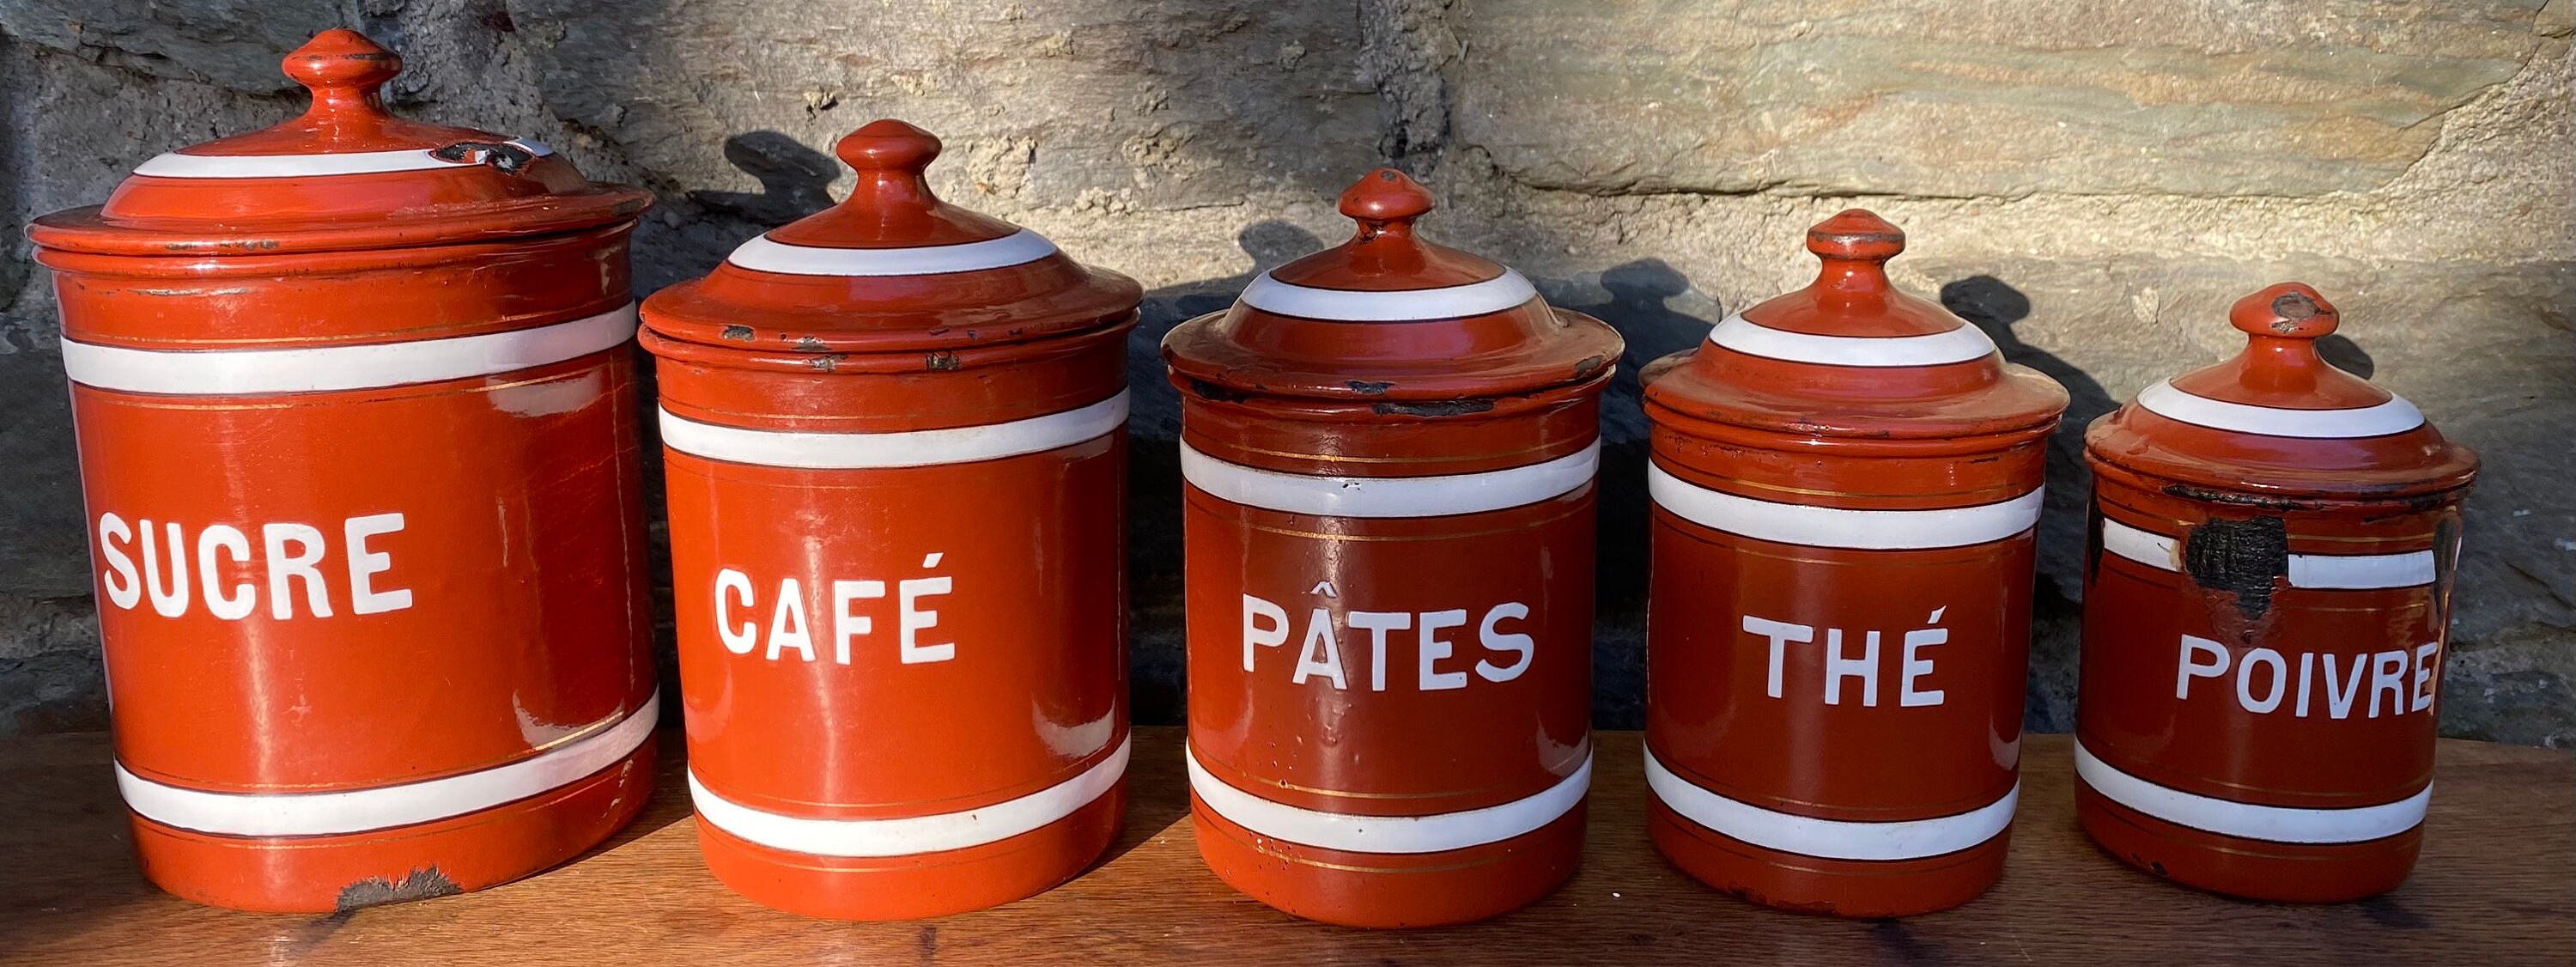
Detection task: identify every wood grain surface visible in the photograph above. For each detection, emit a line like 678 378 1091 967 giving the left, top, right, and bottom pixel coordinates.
2 729 2567 965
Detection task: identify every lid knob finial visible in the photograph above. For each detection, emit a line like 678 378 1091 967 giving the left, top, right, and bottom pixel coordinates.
1340 168 1437 228
836 119 944 175
283 29 402 118
1807 209 1906 263
2231 283 2339 340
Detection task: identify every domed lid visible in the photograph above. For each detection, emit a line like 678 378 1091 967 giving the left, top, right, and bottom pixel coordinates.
27 29 649 257
641 119 1141 359
2088 283 2477 497
1643 210 2067 442
1161 168 1621 400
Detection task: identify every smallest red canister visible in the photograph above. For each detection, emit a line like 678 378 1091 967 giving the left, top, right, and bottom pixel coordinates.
2075 283 2477 903
1639 210 2068 917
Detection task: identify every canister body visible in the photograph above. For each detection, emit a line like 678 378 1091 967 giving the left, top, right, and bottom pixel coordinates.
1179 392 1599 928
48 228 659 912
2075 463 2460 903
650 325 1133 921
1642 419 2042 917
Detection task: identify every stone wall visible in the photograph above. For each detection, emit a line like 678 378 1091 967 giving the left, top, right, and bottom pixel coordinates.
4 0 2569 742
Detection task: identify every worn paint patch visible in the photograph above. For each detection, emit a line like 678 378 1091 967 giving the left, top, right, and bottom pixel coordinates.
1345 379 1394 395
720 325 756 342
2182 515 2288 622
924 351 960 371
1371 398 1495 417
335 865 462 912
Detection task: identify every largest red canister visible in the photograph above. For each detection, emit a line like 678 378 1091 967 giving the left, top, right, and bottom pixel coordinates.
1162 169 1623 928
2075 283 2477 903
25 30 659 913
640 119 1141 920
1639 210 2069 917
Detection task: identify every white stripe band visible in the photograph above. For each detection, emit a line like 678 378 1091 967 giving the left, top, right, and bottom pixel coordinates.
2135 380 2424 439
63 303 637 396
1182 440 1597 519
690 735 1129 857
1645 747 2017 861
1707 313 1996 368
2075 741 2427 844
116 690 660 837
1187 745 1590 854
725 229 1059 277
1649 461 2040 550
131 140 555 179
2099 518 2434 590
1236 269 1539 321
661 391 1127 469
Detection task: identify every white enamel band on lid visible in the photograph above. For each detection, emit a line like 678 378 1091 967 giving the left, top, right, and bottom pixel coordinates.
1187 745 1591 854
2076 741 2427 844
2097 518 2435 590
115 690 659 837
725 229 1060 277
1236 269 1540 321
1708 313 1997 368
1644 747 2017 861
61 303 636 396
1648 462 2041 550
659 391 1127 469
2135 380 2425 439
690 735 1129 857
1181 440 1599 519
131 139 555 179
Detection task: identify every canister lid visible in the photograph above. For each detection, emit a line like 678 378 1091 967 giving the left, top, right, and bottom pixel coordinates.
640 119 1141 358
27 29 649 257
2087 283 2477 497
1161 169 1622 401
1642 210 2068 442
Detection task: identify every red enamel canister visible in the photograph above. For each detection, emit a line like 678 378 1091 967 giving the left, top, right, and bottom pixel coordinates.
2075 283 2477 903
639 120 1140 920
1638 211 2069 916
25 31 659 912
1161 170 1622 927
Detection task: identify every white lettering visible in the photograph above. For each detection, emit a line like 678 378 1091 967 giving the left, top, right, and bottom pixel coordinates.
1349 611 1409 691
196 525 254 621
2177 635 2230 701
262 523 332 619
715 569 757 654
1243 593 1290 672
832 580 885 665
767 577 815 662
343 513 412 615
1418 608 1468 690
1824 629 1880 707
2368 649 2408 718
2323 653 2365 720
2237 647 2287 714
96 514 141 610
1743 616 1814 700
139 520 190 618
2413 642 2442 713
1292 609 1347 689
1900 625 1947 708
1476 602 1534 683
898 573 954 665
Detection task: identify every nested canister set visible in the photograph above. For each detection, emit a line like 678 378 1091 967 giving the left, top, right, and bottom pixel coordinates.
29 32 2481 923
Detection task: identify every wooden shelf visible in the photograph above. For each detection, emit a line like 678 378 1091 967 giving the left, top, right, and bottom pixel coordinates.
3 729 2567 964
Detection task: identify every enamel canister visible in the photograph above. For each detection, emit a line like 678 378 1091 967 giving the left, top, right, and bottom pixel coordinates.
1161 170 1622 927
1638 211 2069 916
639 120 1140 920
2075 283 2477 902
25 31 659 912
